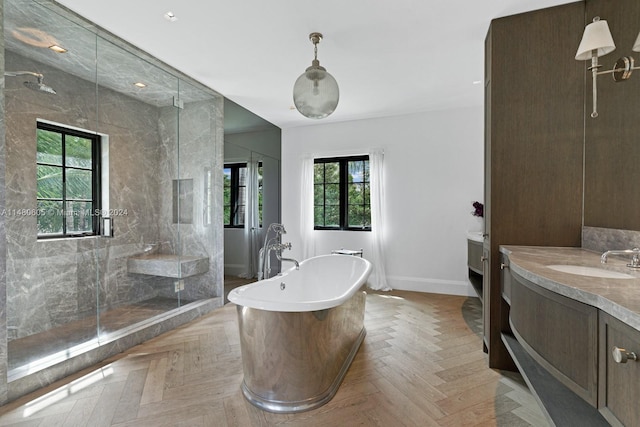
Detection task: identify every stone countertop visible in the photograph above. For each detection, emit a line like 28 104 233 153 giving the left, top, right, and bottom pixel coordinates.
467 231 484 242
500 246 640 332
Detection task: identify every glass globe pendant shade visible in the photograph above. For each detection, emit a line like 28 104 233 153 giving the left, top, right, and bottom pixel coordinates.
293 61 339 119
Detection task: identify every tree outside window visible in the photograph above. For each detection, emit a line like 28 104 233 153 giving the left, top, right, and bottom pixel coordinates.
314 156 370 231
223 163 262 228
36 122 100 238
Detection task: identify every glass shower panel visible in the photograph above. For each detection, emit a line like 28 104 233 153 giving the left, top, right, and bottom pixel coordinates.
4 0 101 378
176 79 224 302
254 151 281 277
94 35 181 337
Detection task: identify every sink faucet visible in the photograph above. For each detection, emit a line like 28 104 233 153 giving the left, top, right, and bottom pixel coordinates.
601 247 640 268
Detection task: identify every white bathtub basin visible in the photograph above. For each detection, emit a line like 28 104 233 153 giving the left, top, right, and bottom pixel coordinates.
546 264 634 279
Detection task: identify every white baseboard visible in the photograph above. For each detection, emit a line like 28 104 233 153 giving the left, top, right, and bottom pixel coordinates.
387 275 476 297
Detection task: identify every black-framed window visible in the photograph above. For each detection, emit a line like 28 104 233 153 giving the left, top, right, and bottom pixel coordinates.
36 122 101 238
314 155 370 231
223 163 262 228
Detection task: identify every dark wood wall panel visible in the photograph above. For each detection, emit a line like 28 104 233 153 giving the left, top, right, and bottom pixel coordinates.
583 0 640 230
485 1 585 369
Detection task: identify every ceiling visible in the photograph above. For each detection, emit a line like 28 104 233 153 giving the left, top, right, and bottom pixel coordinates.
50 0 577 130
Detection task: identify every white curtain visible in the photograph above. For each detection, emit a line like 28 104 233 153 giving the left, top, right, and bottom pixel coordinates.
300 156 315 260
368 149 391 290
240 159 261 278
300 150 389 289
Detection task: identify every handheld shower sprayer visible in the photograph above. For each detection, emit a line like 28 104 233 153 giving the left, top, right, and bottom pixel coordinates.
270 224 287 235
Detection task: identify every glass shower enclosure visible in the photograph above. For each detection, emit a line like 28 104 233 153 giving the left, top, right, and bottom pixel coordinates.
1 0 224 400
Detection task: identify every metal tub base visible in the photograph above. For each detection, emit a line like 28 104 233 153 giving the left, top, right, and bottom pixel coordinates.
235 290 366 413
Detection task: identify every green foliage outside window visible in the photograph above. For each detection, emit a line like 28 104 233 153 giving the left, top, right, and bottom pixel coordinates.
224 163 262 228
36 123 99 237
223 167 232 225
314 156 370 230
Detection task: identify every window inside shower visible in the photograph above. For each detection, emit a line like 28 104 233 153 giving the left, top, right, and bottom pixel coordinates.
36 121 101 238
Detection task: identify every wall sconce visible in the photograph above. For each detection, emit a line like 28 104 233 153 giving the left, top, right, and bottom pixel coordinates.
576 17 640 118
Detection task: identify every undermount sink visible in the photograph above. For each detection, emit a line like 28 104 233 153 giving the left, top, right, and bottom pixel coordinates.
546 264 635 279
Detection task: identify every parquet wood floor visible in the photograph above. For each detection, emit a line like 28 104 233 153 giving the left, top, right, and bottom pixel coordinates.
0 291 549 426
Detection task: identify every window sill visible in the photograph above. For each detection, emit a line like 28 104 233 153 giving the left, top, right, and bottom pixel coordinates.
37 235 100 242
314 228 371 232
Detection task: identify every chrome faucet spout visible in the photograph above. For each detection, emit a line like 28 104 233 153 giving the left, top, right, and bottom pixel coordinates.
274 242 298 270
601 247 640 268
279 256 300 270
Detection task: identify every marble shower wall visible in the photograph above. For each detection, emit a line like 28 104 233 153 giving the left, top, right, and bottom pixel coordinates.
157 95 224 302
4 50 174 339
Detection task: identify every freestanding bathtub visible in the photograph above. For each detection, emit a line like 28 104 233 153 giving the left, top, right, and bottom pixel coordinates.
228 254 372 413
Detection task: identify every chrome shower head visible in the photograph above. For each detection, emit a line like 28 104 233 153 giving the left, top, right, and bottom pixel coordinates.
23 80 57 94
5 71 57 95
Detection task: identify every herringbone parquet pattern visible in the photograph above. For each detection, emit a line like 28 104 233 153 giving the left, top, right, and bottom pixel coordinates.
0 291 549 426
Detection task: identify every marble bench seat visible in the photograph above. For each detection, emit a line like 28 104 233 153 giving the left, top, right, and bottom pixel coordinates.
127 254 209 278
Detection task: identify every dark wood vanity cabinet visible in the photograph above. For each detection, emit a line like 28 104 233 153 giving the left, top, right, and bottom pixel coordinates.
467 238 488 351
467 238 483 299
502 249 640 426
599 313 640 426
509 271 599 406
500 253 511 304
467 239 483 275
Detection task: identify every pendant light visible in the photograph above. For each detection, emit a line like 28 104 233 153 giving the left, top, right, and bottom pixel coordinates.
293 32 339 119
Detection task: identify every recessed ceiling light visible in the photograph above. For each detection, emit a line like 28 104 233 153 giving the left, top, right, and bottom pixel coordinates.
134 82 147 88
48 44 67 53
472 80 482 85
164 11 178 22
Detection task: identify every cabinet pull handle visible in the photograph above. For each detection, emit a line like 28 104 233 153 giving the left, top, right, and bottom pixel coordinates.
612 346 638 363
500 263 509 270
481 256 488 262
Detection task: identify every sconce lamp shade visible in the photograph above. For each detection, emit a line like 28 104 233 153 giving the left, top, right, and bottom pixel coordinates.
575 19 616 60
633 31 640 52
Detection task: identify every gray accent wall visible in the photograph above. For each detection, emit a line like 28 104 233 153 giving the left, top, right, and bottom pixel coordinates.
5 50 169 338
157 97 224 301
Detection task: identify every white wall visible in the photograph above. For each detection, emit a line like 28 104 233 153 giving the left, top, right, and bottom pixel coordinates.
281 106 483 296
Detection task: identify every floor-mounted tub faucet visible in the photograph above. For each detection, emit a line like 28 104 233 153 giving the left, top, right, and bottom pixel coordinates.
601 247 640 268
260 223 295 280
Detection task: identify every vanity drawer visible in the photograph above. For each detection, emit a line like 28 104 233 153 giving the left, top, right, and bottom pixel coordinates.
467 239 483 273
500 253 511 303
510 270 598 406
599 312 640 426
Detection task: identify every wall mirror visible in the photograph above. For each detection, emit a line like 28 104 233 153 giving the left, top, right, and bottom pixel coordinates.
223 99 281 281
